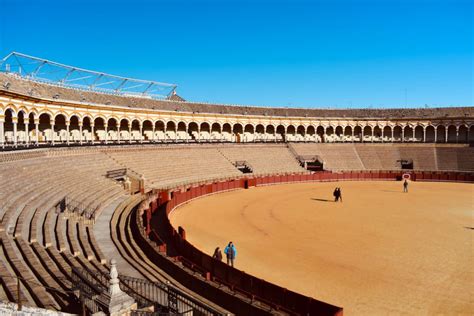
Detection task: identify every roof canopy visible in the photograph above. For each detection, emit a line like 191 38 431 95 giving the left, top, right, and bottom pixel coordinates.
0 52 177 99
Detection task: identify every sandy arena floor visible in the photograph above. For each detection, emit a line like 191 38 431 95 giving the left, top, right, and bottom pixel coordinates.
169 181 474 316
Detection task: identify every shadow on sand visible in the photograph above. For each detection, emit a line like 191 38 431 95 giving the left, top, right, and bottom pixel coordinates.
464 227 474 230
381 190 405 193
311 198 334 202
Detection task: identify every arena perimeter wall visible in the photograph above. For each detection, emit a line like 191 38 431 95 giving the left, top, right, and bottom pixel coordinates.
139 170 473 315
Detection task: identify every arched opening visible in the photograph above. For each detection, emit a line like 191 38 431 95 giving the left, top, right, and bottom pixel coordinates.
458 125 468 143
296 125 305 142
307 126 316 142
131 119 141 142
210 123 221 142
403 126 413 142
82 116 92 143
436 125 446 143
166 121 177 142
222 123 232 142
344 126 352 142
4 108 15 145
353 126 362 142
469 125 474 143
143 120 153 142
447 125 457 143
177 122 188 142
414 125 424 142
244 124 254 142
39 113 52 144
316 126 325 143
154 120 165 142
68 115 80 143
200 122 211 142
255 124 265 142
276 125 285 142
94 117 106 143
54 114 67 144
425 125 435 142
363 126 372 142
393 126 402 142
27 113 36 144
119 119 130 142
233 124 243 142
383 126 391 141
188 122 199 141
107 118 118 143
287 125 296 142
15 111 26 145
335 126 343 142
373 126 382 141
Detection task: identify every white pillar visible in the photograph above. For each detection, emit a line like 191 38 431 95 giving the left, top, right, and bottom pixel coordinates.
51 123 55 146
434 127 438 143
445 126 448 143
351 128 354 143
371 127 374 143
151 126 155 143
129 126 132 144
35 121 39 146
391 128 394 142
104 123 108 145
140 124 143 144
13 119 17 148
174 128 177 143
25 120 29 146
91 124 95 145
79 124 83 145
66 122 70 145
412 127 415 142
456 126 459 143
423 127 426 143
117 124 121 144
402 128 405 142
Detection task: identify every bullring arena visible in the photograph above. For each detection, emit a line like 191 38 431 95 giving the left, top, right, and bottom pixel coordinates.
0 53 473 315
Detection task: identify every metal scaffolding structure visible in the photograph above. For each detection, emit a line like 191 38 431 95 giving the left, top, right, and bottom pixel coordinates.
0 52 177 99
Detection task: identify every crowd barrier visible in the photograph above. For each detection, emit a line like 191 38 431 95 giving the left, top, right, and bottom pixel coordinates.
140 170 473 315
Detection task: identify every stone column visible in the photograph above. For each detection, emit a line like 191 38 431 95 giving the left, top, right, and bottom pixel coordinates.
66 121 70 146
434 127 438 143
13 118 17 148
35 120 39 146
51 122 55 146
402 128 405 143
117 123 120 144
174 127 178 143
351 128 355 143
456 126 459 143
391 127 394 142
104 123 108 145
129 126 132 144
91 124 95 145
139 123 143 144
423 127 426 143
445 126 448 143
79 123 83 145
412 127 415 142
151 126 155 143
25 119 29 147
97 259 136 315
371 127 374 143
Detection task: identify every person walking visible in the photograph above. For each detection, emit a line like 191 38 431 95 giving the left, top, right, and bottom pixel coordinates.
337 187 343 202
224 241 237 267
212 247 222 261
333 188 339 202
403 179 409 193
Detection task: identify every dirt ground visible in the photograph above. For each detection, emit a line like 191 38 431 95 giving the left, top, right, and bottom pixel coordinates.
169 181 474 316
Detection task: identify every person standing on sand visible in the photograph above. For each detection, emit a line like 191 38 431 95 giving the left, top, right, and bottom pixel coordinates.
212 247 222 261
224 242 237 267
337 187 343 202
403 179 409 193
333 188 339 202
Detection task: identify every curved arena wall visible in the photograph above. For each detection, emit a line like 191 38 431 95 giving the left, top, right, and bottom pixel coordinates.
138 170 473 315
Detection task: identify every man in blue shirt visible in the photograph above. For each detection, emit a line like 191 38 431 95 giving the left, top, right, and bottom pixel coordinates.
224 241 237 267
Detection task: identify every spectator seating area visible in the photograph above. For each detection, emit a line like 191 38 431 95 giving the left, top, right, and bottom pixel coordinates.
0 143 472 313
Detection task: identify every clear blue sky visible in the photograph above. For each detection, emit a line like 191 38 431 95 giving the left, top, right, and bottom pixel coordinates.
0 0 472 108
